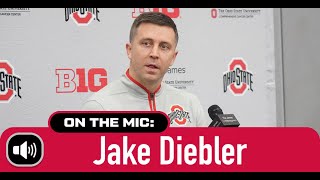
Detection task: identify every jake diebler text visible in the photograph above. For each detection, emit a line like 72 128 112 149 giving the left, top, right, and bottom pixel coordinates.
93 136 247 166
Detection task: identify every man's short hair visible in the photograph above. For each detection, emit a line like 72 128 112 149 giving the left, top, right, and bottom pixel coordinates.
129 12 179 45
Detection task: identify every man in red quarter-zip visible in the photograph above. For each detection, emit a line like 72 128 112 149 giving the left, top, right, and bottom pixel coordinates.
82 12 211 127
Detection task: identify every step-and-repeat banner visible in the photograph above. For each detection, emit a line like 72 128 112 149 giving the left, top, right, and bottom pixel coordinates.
0 8 276 131
1 8 318 174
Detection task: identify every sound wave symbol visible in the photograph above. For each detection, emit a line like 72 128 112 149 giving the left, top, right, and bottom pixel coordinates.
27 143 37 158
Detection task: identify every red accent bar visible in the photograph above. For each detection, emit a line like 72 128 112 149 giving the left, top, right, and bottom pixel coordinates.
1 127 319 172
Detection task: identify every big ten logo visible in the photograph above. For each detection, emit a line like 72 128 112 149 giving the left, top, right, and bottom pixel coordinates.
132 8 180 18
56 68 107 93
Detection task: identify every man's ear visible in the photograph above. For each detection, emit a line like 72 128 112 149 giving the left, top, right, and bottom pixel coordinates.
126 43 132 59
170 51 178 66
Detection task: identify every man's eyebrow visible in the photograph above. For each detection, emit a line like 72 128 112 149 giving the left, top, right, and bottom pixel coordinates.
139 38 172 45
159 41 174 48
139 38 153 42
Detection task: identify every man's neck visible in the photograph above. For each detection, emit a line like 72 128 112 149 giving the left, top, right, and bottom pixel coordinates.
126 69 161 93
141 81 161 93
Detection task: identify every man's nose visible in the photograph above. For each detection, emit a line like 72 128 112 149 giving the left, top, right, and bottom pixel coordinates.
149 45 159 59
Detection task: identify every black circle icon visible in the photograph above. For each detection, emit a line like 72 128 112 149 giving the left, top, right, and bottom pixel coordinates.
6 133 44 167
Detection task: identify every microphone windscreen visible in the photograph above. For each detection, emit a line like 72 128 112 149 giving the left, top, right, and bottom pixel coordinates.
208 105 223 120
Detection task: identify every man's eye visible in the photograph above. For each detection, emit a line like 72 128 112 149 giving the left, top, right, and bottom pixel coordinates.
142 42 151 46
160 44 169 50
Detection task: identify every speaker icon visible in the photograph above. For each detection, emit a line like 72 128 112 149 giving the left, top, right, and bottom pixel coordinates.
6 132 44 167
13 141 37 159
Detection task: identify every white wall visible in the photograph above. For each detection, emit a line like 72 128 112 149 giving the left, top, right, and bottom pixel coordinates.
280 8 320 133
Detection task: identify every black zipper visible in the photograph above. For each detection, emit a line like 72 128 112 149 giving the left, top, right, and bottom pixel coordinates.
150 93 155 111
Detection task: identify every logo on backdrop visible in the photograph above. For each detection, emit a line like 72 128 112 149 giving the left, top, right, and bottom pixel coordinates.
65 8 100 26
0 8 30 17
164 67 195 90
168 105 191 126
211 8 218 18
211 8 261 19
0 60 22 103
223 58 253 96
56 68 107 93
167 67 186 74
132 8 180 18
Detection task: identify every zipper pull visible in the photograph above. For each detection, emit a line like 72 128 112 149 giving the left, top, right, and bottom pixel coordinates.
150 93 154 99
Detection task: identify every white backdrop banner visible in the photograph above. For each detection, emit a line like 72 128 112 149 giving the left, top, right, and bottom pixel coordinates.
0 8 276 133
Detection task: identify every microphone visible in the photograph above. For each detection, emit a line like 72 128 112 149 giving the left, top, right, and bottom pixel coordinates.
208 105 240 127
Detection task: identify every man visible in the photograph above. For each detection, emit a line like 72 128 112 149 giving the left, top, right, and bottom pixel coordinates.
82 12 210 127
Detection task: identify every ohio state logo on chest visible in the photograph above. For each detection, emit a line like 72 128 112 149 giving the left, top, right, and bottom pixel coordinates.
167 105 191 126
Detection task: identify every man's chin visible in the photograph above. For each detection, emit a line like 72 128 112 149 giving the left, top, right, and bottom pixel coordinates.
144 74 161 82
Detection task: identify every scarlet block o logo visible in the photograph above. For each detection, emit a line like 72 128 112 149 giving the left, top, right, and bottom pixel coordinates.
0 60 22 103
211 8 218 18
171 105 187 125
168 105 191 126
223 58 254 96
72 11 93 25
65 8 100 26
0 62 13 101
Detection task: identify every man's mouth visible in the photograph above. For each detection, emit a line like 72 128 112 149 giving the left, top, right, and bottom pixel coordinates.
145 64 159 69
